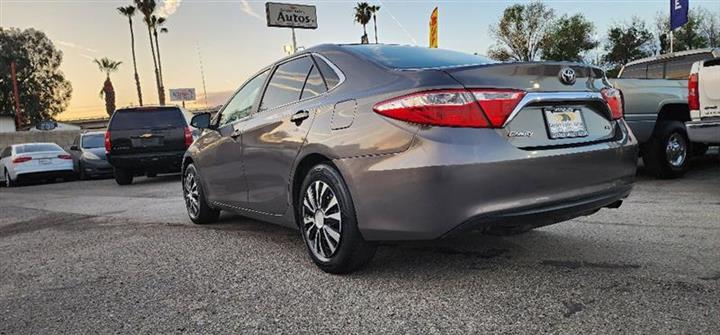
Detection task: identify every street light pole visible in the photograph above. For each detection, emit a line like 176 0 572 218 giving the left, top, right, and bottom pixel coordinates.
291 28 297 54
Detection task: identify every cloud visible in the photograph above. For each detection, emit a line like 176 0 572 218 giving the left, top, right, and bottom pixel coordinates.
240 0 263 21
157 0 182 17
78 53 96 61
56 40 99 54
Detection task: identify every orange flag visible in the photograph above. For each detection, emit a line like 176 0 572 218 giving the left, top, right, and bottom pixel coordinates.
429 7 438 48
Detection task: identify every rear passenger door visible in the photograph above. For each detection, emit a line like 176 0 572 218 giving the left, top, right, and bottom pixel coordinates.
240 55 329 215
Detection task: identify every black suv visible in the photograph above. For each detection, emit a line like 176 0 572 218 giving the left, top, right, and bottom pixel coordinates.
105 106 194 185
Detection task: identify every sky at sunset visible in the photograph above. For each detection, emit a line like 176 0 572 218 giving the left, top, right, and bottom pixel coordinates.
1 0 719 120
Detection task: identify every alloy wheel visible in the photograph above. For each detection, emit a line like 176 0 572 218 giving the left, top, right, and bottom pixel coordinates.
302 180 342 262
183 170 200 218
665 133 687 168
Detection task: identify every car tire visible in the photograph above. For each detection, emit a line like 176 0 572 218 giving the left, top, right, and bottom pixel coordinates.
4 170 15 188
643 121 689 179
114 168 134 185
183 164 220 224
297 163 376 274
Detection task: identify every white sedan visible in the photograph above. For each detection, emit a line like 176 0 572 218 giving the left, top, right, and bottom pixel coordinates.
0 143 75 187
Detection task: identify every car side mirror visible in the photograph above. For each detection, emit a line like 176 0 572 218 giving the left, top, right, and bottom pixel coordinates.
191 112 212 129
70 145 79 151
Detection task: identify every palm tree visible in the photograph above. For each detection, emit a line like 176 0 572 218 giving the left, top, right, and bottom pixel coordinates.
152 15 167 98
368 5 380 43
134 0 164 105
353 2 372 44
117 5 143 106
94 58 122 116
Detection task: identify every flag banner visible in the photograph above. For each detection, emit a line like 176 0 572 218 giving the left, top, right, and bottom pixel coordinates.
670 0 689 30
429 7 438 48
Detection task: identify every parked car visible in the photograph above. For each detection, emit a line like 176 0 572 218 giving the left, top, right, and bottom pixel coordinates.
687 57 720 145
105 106 195 185
612 48 720 178
182 44 638 273
69 131 113 179
0 142 74 187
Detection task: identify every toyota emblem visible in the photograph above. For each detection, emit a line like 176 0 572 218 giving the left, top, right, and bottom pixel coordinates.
559 67 576 85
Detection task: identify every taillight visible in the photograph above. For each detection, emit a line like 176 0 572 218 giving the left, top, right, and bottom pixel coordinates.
184 126 193 147
372 89 525 128
104 131 111 152
601 88 624 120
57 154 72 160
12 156 32 163
689 73 699 111
469 89 526 127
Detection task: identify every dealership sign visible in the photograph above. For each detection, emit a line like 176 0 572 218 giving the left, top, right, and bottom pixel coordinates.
266 2 317 29
169 88 196 102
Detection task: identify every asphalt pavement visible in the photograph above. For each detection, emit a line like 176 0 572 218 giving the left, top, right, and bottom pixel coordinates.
1 153 718 334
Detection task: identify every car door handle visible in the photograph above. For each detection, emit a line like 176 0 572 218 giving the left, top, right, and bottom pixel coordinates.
230 128 242 139
290 110 310 125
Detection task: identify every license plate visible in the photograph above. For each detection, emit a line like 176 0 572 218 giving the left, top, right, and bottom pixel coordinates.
39 158 51 165
544 107 588 139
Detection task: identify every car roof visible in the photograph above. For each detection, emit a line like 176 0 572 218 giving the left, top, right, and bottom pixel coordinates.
624 48 720 67
81 131 105 136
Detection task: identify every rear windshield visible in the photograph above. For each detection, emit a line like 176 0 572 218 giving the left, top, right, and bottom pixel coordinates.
345 45 494 69
82 134 104 149
15 143 62 153
110 108 187 130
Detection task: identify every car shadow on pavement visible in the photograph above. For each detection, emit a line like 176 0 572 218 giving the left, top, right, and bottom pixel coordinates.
129 174 182 185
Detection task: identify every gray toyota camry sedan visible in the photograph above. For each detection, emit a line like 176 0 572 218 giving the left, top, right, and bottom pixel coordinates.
182 44 638 273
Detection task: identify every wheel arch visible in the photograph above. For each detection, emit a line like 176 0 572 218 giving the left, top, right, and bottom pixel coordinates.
656 103 690 124
290 152 337 227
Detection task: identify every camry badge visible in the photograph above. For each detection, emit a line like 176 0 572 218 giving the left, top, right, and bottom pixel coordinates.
140 133 153 138
508 130 534 138
559 67 576 85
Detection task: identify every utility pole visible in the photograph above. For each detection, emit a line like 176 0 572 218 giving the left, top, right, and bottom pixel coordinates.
291 28 297 54
196 42 209 108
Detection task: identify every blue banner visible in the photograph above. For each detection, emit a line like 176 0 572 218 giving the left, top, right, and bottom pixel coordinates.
670 0 689 30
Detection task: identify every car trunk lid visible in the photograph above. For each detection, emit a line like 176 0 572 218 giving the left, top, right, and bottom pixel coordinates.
443 63 618 149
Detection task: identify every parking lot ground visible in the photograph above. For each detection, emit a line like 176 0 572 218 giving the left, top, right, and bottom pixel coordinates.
1 153 719 334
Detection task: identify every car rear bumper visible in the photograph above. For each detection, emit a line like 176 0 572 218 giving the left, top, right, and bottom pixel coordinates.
686 120 720 144
81 159 114 176
16 169 75 182
334 122 638 241
108 151 185 172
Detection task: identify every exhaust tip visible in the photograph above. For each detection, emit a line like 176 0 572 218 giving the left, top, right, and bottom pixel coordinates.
606 200 623 209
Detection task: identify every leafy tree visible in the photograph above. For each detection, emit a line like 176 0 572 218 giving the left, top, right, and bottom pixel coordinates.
0 28 72 127
368 5 380 44
487 1 554 61
94 58 122 116
117 5 143 106
354 2 372 44
655 9 709 53
542 14 598 61
697 8 719 47
134 0 164 105
602 18 655 76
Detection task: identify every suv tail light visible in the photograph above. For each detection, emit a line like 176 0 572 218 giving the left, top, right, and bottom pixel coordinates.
601 88 624 120
372 89 525 128
12 156 32 163
104 131 111 152
688 73 700 111
57 154 72 160
184 126 193 148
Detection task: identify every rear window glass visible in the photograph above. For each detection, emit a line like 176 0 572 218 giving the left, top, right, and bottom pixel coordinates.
314 56 341 88
15 143 62 153
619 64 646 79
110 108 186 130
82 134 104 149
345 45 494 69
665 53 711 80
647 62 665 79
